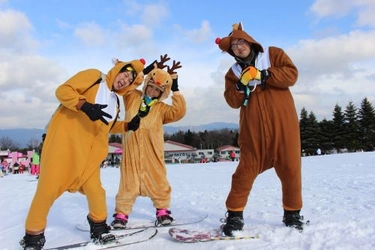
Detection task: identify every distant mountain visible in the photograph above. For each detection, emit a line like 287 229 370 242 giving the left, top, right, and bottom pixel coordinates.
0 122 238 148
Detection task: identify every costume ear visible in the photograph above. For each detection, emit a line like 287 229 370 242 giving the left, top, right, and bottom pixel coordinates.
112 58 121 65
232 22 244 31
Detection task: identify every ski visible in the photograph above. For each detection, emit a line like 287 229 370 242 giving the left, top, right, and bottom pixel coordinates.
76 214 208 232
168 227 259 243
45 227 157 250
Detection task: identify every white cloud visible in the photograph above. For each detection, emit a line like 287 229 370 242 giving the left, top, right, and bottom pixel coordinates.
122 0 169 27
169 56 239 127
74 22 107 47
141 3 169 27
288 27 375 120
310 0 375 27
122 0 143 16
310 0 353 18
290 29 375 75
0 7 67 129
355 0 375 27
56 19 71 30
0 9 38 51
1 1 375 130
172 20 213 44
117 23 153 46
183 20 213 44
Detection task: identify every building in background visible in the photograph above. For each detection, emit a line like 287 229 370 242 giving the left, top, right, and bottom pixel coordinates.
216 145 240 161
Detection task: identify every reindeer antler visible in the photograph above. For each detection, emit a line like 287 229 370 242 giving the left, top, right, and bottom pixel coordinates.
156 54 170 69
167 60 182 75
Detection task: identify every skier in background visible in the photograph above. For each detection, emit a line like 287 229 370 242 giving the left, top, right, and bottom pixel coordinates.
230 151 236 161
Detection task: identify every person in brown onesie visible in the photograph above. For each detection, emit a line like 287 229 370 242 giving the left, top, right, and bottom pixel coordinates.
215 22 308 236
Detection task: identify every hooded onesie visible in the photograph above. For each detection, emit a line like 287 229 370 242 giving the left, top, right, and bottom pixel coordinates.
114 68 186 215
24 59 145 233
216 23 302 211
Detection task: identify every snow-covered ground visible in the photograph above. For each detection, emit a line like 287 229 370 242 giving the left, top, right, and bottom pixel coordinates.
1 152 375 250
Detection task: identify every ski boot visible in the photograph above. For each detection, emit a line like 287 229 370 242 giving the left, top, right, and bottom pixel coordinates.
87 215 115 244
282 210 309 232
155 208 173 226
19 232 46 250
111 213 128 229
221 210 244 236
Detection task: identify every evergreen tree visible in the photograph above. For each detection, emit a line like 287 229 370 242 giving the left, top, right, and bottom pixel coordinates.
165 130 185 143
198 131 207 149
232 132 239 147
162 98 375 155
299 107 309 155
343 101 360 152
215 128 233 148
358 97 375 151
109 134 122 143
183 129 195 147
332 104 346 152
318 118 334 153
304 111 320 155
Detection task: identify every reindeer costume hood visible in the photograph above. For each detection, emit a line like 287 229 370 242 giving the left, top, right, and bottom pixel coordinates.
110 58 145 96
142 68 172 102
215 22 264 58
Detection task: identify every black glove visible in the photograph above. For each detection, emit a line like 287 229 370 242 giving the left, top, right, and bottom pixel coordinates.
235 81 246 92
127 115 140 131
143 54 171 75
143 60 157 75
171 78 179 92
260 69 270 83
81 102 112 125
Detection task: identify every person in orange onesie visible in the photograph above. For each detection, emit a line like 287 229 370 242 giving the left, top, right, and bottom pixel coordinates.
20 58 145 250
215 22 308 236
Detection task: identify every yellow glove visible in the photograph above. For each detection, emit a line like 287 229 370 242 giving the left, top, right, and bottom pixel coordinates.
240 66 261 85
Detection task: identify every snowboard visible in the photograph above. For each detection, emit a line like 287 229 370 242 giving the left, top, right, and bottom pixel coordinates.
168 227 259 243
45 227 157 250
76 213 208 232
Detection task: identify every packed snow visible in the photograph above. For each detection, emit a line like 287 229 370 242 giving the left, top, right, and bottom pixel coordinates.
1 152 374 250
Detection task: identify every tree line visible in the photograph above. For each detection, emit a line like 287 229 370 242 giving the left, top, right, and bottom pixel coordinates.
161 97 375 155
1 97 374 155
300 97 375 155
108 128 239 151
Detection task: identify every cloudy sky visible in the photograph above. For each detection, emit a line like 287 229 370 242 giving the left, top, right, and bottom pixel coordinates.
1 0 374 129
